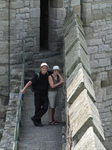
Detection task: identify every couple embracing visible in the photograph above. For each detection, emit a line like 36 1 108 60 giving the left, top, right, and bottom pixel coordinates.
20 63 64 127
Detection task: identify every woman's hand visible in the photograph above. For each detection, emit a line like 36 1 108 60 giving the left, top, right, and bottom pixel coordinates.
60 79 64 84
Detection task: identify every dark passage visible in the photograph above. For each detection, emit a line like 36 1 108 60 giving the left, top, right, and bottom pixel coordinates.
40 0 48 50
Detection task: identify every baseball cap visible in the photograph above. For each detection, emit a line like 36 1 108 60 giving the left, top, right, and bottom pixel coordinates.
53 65 60 71
40 62 49 68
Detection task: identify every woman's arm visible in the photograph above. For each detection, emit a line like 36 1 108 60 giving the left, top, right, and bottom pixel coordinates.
57 72 64 82
48 75 64 89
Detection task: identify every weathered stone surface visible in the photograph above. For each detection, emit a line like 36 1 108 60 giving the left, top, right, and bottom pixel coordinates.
0 93 20 149
64 11 107 150
69 89 105 141
64 12 90 76
0 76 8 85
10 1 24 9
65 41 90 76
64 25 87 54
50 0 63 8
73 127 106 150
0 67 6 75
0 54 8 64
67 63 95 103
49 8 66 20
0 107 6 118
30 8 40 18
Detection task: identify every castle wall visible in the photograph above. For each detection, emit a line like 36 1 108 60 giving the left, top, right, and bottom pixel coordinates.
0 0 40 139
0 0 9 139
64 12 106 150
81 0 112 149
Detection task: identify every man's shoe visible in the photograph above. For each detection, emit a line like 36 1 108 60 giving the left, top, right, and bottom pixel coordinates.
36 122 43 127
31 117 43 127
31 117 38 126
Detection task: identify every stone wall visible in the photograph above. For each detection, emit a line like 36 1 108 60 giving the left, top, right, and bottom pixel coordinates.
49 0 66 51
0 0 40 141
81 0 112 149
63 11 106 150
0 0 9 140
9 0 40 67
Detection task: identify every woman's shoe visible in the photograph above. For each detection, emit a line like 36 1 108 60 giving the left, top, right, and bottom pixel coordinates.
49 121 55 125
53 119 59 125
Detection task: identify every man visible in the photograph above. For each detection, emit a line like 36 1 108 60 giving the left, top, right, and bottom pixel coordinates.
20 62 51 127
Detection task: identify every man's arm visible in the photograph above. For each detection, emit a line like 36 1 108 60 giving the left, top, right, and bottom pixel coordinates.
20 81 32 94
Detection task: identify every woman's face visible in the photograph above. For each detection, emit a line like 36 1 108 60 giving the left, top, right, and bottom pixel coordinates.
53 70 59 75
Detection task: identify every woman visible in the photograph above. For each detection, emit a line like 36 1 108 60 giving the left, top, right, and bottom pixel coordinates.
48 65 64 125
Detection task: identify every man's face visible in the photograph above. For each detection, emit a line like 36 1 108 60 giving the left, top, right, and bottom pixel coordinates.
41 66 48 74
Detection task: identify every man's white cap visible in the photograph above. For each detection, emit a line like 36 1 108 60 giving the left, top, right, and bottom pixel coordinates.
40 62 49 68
53 65 60 70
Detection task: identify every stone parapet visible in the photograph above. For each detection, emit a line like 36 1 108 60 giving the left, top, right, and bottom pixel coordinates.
73 127 106 150
67 63 95 103
63 11 106 150
0 93 20 150
69 89 104 141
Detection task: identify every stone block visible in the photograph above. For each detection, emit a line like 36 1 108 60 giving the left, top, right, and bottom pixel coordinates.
0 107 6 118
0 66 6 75
0 54 8 64
49 42 63 51
83 0 93 2
49 28 63 42
30 8 40 18
101 79 112 87
65 41 90 76
69 89 105 141
92 4 99 10
30 18 40 28
73 6 81 18
11 1 24 9
99 58 110 67
64 25 87 54
49 8 66 20
82 13 93 24
50 0 63 8
82 3 92 14
0 75 8 85
73 127 106 150
67 63 95 103
49 19 64 28
87 38 102 46
64 13 84 38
